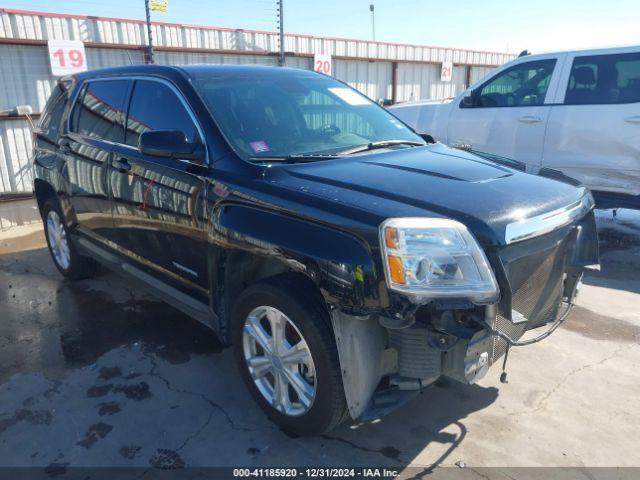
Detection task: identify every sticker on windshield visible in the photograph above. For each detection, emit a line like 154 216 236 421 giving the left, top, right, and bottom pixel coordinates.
249 140 270 154
328 87 371 106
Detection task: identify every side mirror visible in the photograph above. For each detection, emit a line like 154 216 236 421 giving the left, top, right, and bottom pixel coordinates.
139 130 205 163
419 133 435 144
460 91 475 108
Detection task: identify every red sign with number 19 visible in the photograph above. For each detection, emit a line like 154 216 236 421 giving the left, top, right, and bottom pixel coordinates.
48 40 88 76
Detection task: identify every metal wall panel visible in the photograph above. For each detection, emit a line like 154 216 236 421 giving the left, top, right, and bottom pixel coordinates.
154 51 277 66
470 65 497 85
0 45 147 113
0 10 516 66
0 44 55 112
395 63 466 102
284 56 313 70
0 8 516 194
333 59 392 101
0 119 33 194
86 47 145 68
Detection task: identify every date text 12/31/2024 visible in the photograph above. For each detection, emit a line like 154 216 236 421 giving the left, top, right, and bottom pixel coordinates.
233 468 400 478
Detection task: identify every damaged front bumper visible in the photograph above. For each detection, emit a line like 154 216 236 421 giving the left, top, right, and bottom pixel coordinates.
331 211 599 421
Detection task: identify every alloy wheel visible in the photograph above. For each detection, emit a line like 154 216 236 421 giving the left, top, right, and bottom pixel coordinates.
242 306 317 416
46 210 71 270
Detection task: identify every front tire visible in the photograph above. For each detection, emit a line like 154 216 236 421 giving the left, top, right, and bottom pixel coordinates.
42 198 99 280
232 276 348 436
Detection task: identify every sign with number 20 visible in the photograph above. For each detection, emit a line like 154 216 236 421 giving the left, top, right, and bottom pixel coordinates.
314 54 332 76
48 40 88 76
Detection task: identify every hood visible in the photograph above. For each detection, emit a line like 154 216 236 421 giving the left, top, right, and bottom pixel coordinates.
265 143 588 246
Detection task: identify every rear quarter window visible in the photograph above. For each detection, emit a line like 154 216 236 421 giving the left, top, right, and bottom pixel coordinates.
39 84 68 140
69 79 129 143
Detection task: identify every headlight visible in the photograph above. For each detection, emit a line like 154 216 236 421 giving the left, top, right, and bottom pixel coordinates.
380 218 499 303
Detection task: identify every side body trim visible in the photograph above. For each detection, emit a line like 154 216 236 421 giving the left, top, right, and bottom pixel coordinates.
76 235 216 329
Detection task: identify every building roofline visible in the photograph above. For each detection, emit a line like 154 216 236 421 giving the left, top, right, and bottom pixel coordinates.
0 7 513 57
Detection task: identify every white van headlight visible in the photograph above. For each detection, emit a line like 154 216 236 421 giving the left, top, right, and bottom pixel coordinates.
380 218 499 303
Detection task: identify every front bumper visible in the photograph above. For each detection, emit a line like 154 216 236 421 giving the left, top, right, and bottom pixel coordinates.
487 209 598 364
332 210 598 421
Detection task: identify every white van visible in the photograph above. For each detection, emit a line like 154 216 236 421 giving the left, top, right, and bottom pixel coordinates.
389 46 640 209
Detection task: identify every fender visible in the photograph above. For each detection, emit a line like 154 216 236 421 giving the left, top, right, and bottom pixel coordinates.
211 202 386 341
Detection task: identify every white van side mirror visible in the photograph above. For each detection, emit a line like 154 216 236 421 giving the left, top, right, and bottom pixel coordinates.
460 94 474 108
15 105 33 116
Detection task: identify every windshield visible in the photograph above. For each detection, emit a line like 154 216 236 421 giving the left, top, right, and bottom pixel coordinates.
193 69 424 161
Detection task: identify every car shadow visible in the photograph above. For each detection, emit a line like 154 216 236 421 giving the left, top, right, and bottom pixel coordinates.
319 379 499 469
0 247 223 383
1 245 499 469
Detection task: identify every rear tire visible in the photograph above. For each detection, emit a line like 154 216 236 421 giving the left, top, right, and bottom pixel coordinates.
42 198 99 280
232 276 348 436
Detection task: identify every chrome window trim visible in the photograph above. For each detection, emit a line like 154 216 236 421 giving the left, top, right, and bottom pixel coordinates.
65 75 209 166
504 193 594 244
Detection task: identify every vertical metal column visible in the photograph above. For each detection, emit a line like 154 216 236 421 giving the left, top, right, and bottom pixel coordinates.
370 3 376 41
391 61 398 104
277 0 285 66
144 0 154 64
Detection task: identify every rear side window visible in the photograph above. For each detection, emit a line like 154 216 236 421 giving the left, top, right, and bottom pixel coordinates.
69 79 129 142
476 59 557 107
565 52 640 105
125 80 198 148
39 84 67 139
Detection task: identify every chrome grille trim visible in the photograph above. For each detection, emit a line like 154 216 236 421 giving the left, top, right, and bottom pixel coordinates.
504 193 594 244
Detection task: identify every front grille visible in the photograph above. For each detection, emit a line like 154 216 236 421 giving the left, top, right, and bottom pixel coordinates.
489 231 570 364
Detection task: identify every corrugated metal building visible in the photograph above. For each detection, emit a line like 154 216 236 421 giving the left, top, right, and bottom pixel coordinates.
0 8 514 195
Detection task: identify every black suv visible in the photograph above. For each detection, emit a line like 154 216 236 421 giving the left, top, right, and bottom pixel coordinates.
33 64 599 436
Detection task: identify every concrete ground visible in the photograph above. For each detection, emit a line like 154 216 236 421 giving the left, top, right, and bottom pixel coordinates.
0 199 639 474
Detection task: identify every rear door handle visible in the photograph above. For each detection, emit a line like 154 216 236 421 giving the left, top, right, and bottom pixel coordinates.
518 115 542 124
57 138 71 154
624 115 640 124
111 158 131 172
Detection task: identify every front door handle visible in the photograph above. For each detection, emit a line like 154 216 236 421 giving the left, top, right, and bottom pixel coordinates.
111 158 131 172
518 115 542 124
451 142 472 151
624 115 640 124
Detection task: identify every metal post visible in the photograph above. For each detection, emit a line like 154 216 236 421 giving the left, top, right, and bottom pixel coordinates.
277 0 285 66
369 3 376 42
144 0 154 64
391 61 398 104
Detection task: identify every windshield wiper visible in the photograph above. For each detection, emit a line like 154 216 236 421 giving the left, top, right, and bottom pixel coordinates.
248 140 424 163
338 140 424 155
249 153 342 164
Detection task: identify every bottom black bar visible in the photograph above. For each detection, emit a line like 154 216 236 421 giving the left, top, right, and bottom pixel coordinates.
0 467 638 480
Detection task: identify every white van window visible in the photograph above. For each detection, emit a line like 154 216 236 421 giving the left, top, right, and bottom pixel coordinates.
565 52 640 105
475 59 556 108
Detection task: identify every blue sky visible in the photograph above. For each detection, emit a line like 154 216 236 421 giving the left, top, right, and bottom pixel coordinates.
2 0 638 54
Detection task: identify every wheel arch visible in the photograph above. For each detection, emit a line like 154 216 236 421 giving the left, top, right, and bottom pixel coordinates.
211 202 383 343
33 178 57 215
33 177 77 225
